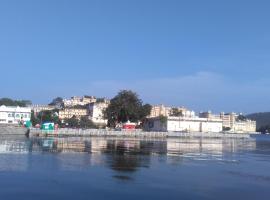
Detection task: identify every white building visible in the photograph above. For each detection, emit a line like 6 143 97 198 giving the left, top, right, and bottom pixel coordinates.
88 102 109 126
149 104 172 117
0 105 31 124
232 120 256 133
199 111 256 133
63 96 96 107
31 104 55 115
144 116 223 133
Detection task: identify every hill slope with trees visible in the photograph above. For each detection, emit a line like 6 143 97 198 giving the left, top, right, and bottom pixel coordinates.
246 112 270 132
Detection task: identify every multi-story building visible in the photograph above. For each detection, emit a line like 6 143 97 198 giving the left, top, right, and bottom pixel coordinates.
149 105 191 118
149 105 172 117
199 111 256 133
63 96 96 107
31 105 56 115
59 108 88 120
232 120 256 133
0 105 31 124
88 102 109 126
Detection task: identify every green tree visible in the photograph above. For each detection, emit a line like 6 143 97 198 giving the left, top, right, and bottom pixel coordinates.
96 98 106 103
105 90 152 127
66 116 79 128
31 111 41 126
138 104 152 127
159 115 168 125
0 98 32 107
170 108 183 117
38 110 60 124
80 116 96 129
49 97 64 108
236 115 247 121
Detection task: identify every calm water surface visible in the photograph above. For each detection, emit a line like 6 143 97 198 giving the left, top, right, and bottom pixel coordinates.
0 135 270 200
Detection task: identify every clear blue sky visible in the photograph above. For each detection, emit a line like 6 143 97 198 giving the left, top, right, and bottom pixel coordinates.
0 0 270 113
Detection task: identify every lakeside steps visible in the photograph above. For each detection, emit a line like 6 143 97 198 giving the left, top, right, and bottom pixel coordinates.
29 128 252 139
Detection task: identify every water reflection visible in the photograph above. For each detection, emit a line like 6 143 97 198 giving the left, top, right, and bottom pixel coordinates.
0 136 261 172
0 136 258 156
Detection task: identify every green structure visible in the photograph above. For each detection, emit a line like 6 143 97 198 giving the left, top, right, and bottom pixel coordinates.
24 121 32 128
41 122 55 131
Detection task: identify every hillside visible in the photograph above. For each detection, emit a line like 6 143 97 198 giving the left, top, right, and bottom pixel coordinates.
246 112 270 131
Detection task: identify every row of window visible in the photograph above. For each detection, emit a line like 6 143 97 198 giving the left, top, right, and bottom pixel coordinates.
8 113 30 119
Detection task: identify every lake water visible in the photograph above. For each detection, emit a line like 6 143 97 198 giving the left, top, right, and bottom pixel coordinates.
0 135 270 200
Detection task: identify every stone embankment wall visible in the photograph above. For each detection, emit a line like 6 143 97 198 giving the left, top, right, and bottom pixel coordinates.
29 128 251 139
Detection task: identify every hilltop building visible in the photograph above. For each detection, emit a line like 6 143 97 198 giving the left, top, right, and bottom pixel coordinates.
63 96 96 107
31 105 56 115
0 105 31 124
149 104 171 117
59 108 88 120
149 104 190 118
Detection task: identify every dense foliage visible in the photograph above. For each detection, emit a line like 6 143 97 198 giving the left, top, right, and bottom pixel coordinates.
31 110 60 126
65 116 79 128
170 108 183 117
80 116 96 129
246 112 270 133
105 90 152 127
49 97 64 108
0 98 31 107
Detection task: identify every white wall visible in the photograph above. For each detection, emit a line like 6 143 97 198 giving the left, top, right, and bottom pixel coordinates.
88 103 108 125
145 117 222 133
201 122 223 133
0 106 31 124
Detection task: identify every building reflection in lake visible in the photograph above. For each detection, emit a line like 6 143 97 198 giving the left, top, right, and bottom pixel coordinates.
0 136 257 172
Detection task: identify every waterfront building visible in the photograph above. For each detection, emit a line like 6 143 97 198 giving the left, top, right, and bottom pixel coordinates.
144 116 223 133
199 111 256 133
0 105 31 124
63 96 97 107
59 108 88 119
88 101 109 126
231 120 256 133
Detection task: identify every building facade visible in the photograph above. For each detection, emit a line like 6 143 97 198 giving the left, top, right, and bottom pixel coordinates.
88 102 109 126
149 104 171 117
144 116 223 133
199 111 256 133
59 108 88 119
31 105 56 115
149 105 192 118
0 105 31 124
63 96 97 107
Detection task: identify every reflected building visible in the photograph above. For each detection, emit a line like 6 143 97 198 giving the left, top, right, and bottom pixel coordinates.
166 138 256 157
0 139 29 154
